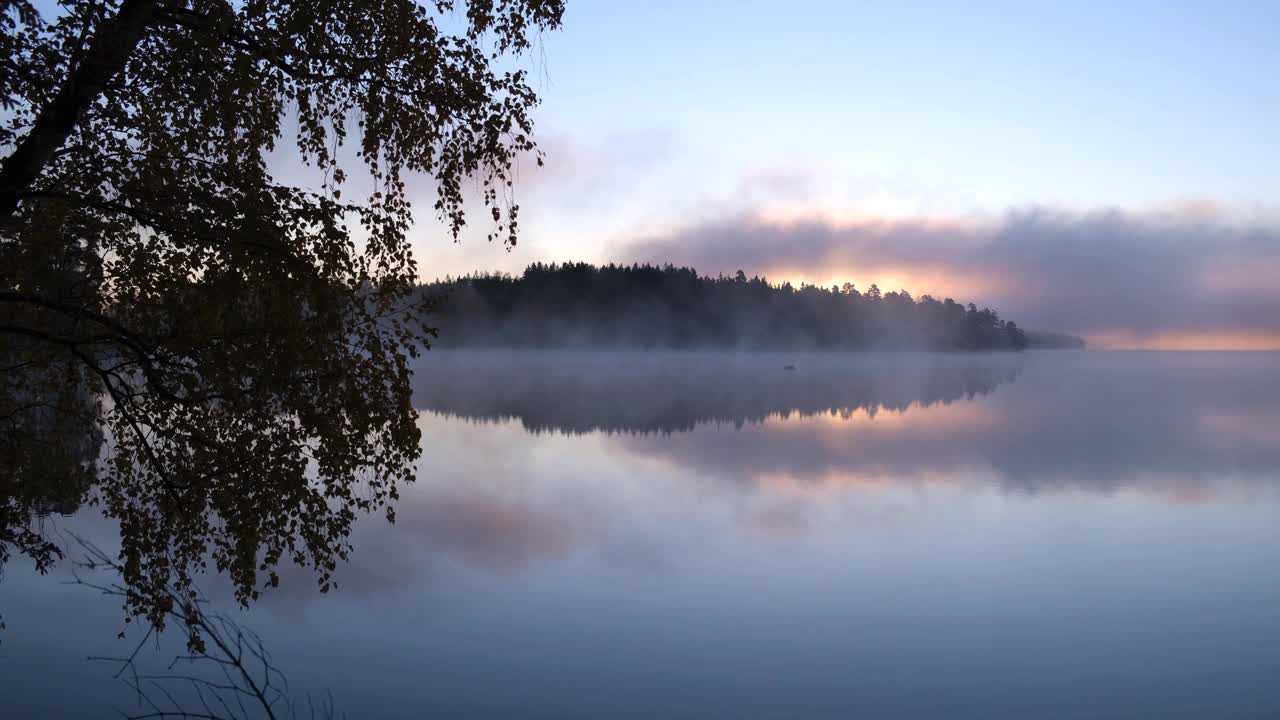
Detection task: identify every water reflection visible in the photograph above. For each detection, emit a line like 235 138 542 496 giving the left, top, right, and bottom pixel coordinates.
415 351 1280 497
5 351 1280 719
285 350 1280 599
413 351 1024 434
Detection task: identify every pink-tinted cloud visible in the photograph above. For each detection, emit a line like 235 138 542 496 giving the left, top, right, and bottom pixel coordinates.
618 207 1280 347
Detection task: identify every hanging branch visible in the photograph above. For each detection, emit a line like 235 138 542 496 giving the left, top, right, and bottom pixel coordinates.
66 534 343 720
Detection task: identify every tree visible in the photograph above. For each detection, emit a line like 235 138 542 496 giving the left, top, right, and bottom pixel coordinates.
425 262 1030 350
0 0 564 641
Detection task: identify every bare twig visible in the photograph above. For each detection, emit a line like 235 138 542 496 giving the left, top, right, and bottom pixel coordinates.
66 534 339 720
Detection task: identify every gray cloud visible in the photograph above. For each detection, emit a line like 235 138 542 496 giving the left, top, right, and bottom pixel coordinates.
618 207 1280 343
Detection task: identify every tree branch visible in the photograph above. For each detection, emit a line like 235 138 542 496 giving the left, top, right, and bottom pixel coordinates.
0 0 157 220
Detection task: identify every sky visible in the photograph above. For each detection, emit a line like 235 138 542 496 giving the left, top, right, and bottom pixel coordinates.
21 0 1252 347
404 0 1280 348
18 1 1279 347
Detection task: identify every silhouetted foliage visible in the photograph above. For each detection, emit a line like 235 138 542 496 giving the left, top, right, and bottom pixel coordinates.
1 328 102 576
0 0 564 643
1025 331 1087 349
425 262 1029 350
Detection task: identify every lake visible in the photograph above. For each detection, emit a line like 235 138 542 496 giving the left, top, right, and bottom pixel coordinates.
3 351 1279 718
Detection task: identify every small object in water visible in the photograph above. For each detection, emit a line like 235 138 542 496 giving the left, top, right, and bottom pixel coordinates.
783 364 796 371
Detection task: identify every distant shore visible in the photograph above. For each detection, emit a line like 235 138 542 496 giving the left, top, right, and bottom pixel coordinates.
422 262 1035 351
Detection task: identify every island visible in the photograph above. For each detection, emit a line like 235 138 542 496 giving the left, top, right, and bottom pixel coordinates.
422 262 1043 351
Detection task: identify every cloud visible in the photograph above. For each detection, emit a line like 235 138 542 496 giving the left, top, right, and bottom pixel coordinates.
407 127 680 279
617 206 1280 346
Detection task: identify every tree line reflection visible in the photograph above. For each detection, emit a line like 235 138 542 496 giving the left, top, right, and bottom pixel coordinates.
413 351 1024 435
259 352 1280 604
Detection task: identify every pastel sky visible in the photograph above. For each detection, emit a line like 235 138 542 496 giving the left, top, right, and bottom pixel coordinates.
402 0 1280 348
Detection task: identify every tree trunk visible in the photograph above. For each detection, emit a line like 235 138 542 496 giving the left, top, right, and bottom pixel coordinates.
0 0 156 221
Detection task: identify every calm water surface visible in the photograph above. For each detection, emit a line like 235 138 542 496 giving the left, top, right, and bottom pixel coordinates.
4 351 1280 718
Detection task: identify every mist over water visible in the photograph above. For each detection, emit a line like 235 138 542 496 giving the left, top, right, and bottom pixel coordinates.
414 351 1024 434
5 351 1280 718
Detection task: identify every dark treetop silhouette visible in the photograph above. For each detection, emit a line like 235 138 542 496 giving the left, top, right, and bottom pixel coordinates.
425 262 1030 350
0 0 564 645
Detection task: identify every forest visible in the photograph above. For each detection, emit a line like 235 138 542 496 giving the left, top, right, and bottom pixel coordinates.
422 262 1029 350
